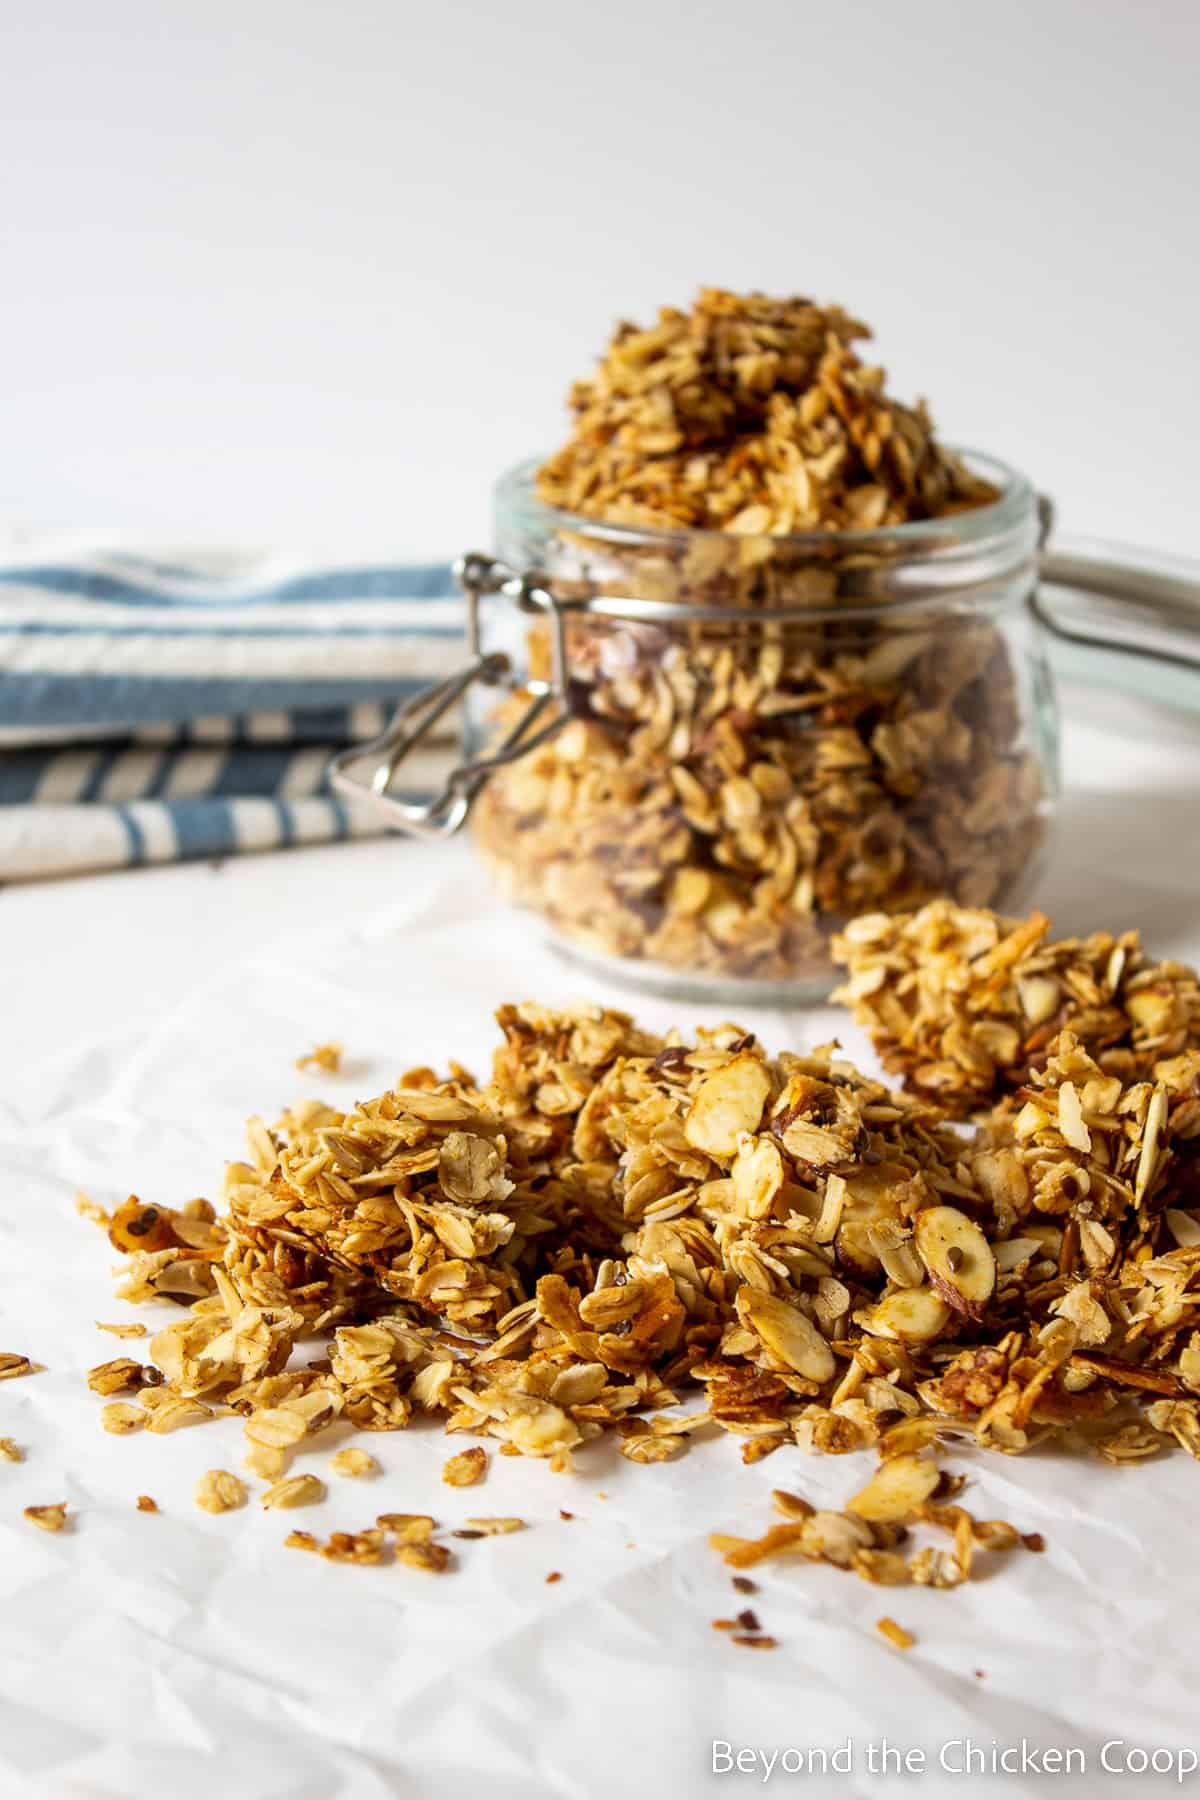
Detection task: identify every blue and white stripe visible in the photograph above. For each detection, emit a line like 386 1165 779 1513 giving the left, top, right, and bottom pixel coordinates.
0 546 465 881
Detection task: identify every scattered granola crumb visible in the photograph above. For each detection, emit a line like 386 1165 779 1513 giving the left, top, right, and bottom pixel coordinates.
442 1446 488 1488
731 1577 758 1596
975 1668 986 1679
144 1397 210 1434
24 1503 68 1532
296 1042 343 1074
1022 1532 1046 1553
136 1495 158 1513
877 1617 916 1650
710 1523 809 1569
772 1490 815 1522
736 1608 762 1633
465 1517 525 1536
452 1528 485 1540
329 1447 380 1479
559 1509 574 1520
377 1513 435 1544
194 1469 248 1513
261 1474 325 1511
285 1529 320 1552
76 1192 110 1226
397 1540 452 1573
87 1357 162 1396
96 1321 146 1339
712 1618 737 1631
100 1402 145 1435
742 1434 787 1465
0 1354 35 1381
0 1438 23 1463
321 1528 387 1565
731 1634 779 1650
545 1570 562 1584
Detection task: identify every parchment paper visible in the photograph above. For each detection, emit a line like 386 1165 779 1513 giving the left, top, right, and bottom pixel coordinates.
4 692 1200 1800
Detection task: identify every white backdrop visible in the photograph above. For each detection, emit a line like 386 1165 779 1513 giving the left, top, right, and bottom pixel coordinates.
2 0 1197 557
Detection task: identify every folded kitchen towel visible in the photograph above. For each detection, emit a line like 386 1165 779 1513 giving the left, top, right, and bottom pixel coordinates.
0 542 464 881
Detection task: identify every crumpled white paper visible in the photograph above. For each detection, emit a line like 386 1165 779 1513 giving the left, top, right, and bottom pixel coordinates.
4 692 1200 1800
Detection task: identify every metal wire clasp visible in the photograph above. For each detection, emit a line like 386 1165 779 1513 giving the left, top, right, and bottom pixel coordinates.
326 552 571 838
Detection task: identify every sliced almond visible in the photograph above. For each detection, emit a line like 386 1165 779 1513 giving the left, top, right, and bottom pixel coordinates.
913 1206 995 1320
735 1287 835 1384
1056 1082 1091 1153
1017 974 1060 1025
877 1417 952 1461
993 1236 1042 1274
1166 1209 1200 1249
846 1452 941 1522
813 1173 847 1245
730 1136 785 1219
1134 1086 1168 1205
684 1053 772 1158
863 1288 951 1344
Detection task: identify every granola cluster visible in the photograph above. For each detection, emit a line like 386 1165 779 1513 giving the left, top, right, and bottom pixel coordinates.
535 289 996 533
87 913 1200 1541
472 289 1043 989
832 901 1200 1115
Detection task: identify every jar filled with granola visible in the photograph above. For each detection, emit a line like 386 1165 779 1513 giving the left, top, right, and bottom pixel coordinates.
338 291 1057 1000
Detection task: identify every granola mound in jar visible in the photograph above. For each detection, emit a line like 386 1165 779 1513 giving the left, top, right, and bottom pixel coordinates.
470 290 1053 995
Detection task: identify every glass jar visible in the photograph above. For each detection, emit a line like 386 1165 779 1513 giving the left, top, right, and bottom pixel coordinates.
335 450 1058 1003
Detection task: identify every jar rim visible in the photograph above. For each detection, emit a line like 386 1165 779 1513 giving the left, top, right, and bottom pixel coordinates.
495 448 1037 553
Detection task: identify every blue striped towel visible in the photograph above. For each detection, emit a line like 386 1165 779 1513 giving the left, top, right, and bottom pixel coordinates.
0 543 464 880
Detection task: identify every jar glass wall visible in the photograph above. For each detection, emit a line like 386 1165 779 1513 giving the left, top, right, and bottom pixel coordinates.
466 453 1056 1002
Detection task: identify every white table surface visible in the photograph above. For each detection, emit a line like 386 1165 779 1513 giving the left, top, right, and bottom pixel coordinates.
2 681 1199 1800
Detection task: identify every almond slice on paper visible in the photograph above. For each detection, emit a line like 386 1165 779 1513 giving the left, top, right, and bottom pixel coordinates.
846 1452 941 1522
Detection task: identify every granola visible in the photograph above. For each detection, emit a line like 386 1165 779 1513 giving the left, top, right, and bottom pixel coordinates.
472 290 1043 988
81 958 1200 1593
